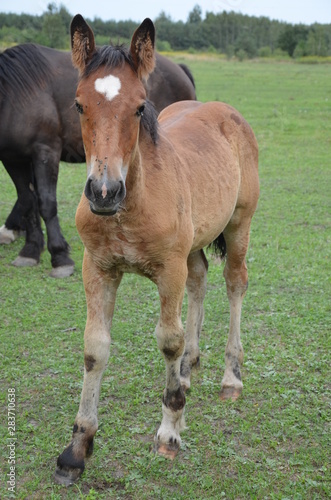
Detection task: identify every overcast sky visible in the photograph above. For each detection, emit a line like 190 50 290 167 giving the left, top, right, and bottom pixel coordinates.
1 0 330 25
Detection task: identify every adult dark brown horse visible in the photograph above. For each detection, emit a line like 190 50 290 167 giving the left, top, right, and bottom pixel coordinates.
0 42 195 277
55 15 259 484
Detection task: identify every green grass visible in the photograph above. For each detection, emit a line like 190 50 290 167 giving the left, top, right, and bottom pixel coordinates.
0 59 330 499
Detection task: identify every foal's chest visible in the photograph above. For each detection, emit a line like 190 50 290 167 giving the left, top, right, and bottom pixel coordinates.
78 208 160 279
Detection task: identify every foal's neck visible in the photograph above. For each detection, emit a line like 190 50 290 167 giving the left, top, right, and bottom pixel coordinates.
123 144 145 213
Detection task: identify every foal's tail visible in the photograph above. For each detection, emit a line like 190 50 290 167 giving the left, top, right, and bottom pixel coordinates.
209 232 227 260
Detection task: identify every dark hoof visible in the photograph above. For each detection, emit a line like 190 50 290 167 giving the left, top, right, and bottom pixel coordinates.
12 256 38 267
55 442 86 485
49 265 74 278
220 386 242 402
54 466 83 486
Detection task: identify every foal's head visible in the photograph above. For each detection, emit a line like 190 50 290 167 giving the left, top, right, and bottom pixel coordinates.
71 15 157 215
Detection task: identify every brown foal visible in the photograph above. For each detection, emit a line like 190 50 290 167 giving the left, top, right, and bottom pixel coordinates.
55 15 259 485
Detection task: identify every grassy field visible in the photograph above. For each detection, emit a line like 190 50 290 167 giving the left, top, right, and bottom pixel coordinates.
0 57 330 499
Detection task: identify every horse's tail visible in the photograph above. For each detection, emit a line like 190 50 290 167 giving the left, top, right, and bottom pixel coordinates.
209 232 227 260
178 63 196 90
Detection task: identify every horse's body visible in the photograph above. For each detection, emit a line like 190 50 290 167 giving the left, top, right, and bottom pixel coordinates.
0 43 195 277
55 16 259 484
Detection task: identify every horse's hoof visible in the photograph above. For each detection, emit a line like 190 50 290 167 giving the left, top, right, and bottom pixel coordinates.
0 226 18 244
12 256 38 267
220 386 242 402
53 466 82 486
49 265 74 278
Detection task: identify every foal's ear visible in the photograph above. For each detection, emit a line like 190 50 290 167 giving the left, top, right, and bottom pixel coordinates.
70 14 96 73
130 18 155 81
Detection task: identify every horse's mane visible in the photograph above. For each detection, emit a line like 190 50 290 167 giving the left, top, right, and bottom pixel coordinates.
0 44 53 102
84 45 159 145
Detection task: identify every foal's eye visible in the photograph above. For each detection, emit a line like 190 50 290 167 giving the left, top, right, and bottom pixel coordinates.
136 105 145 117
75 100 84 114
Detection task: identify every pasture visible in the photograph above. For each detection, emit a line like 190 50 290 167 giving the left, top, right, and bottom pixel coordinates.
0 57 330 499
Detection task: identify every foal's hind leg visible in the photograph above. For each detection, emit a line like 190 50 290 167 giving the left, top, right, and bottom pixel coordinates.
180 250 208 391
220 213 252 401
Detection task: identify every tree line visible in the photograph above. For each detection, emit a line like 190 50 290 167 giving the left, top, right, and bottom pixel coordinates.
1 3 331 59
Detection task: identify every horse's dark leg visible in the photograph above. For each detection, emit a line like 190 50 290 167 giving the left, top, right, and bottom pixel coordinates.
5 200 26 231
180 250 208 391
2 160 44 264
220 211 252 401
33 145 74 277
55 256 122 485
154 257 187 459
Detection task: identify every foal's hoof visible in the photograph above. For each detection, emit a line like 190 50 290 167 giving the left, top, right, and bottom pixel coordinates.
12 256 38 267
54 466 83 486
154 438 180 460
54 445 85 486
220 386 242 402
49 265 74 278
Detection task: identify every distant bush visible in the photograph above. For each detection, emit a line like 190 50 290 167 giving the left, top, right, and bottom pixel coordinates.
156 39 172 52
273 48 291 60
258 46 272 57
237 49 248 61
207 44 217 53
226 44 235 60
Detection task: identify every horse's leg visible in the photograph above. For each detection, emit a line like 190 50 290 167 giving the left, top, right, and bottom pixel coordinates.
220 212 252 401
55 254 122 485
180 250 208 391
154 258 188 459
1 160 44 264
33 145 74 277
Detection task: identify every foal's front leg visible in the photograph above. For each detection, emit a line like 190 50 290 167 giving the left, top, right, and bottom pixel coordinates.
55 253 122 485
154 258 188 459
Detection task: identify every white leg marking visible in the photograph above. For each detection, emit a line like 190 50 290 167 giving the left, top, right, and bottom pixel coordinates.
156 404 186 445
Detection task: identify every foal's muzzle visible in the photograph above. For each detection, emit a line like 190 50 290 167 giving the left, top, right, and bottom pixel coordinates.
84 176 126 216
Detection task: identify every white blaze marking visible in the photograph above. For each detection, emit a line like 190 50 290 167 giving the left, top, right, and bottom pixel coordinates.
94 75 121 101
101 182 108 199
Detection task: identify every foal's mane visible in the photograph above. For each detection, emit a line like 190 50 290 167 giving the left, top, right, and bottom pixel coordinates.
83 44 159 145
0 44 53 102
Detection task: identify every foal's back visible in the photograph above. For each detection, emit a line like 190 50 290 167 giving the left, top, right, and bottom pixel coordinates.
157 100 259 251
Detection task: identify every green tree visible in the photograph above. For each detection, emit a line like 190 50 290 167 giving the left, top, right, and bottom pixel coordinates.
278 24 309 57
235 32 257 58
188 5 202 24
306 24 328 56
42 3 66 48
